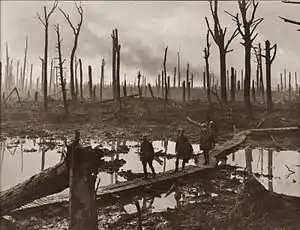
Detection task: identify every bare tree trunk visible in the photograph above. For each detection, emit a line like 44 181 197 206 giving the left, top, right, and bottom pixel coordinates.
244 44 251 109
182 81 186 102
79 59 83 100
186 63 189 99
115 29 121 109
23 37 28 92
252 80 256 102
295 72 298 93
112 32 116 100
167 76 170 99
177 52 181 88
137 72 142 97
5 42 9 94
0 62 2 107
49 61 53 95
203 71 206 90
284 69 287 92
230 67 235 102
259 43 265 102
280 73 283 92
88 65 93 100
163 47 168 121
123 79 127 97
158 74 161 94
187 82 191 101
148 83 155 99
100 59 105 101
289 72 292 101
220 52 227 103
265 40 277 111
54 24 68 115
173 66 177 88
59 3 83 101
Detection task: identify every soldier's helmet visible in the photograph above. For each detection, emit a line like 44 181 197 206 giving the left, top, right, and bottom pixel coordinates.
142 134 148 140
178 127 184 133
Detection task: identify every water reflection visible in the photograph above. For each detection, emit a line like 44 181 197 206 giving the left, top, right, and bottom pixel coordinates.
227 148 300 197
0 138 201 192
0 138 63 191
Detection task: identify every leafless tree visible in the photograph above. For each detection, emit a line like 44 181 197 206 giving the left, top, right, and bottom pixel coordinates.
226 0 263 110
205 0 239 104
203 30 211 103
54 24 68 115
36 0 58 111
59 1 83 101
279 0 300 31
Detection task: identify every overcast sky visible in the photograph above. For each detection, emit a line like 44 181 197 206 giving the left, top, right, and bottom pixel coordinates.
1 0 300 87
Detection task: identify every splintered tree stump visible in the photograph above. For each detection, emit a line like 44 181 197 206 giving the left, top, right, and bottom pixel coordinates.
68 131 102 230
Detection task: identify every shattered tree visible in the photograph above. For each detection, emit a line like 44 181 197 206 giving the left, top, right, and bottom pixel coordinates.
54 23 68 115
36 0 58 111
205 0 239 104
264 40 277 110
203 29 211 102
59 1 83 101
227 0 263 110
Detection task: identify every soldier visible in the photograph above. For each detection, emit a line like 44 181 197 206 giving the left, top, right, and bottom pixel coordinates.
208 120 216 148
175 128 193 172
140 134 156 179
200 123 212 165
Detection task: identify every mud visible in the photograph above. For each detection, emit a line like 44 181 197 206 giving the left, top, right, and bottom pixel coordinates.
1 98 300 229
1 99 299 143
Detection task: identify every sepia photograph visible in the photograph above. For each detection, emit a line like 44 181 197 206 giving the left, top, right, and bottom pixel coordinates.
0 0 299 229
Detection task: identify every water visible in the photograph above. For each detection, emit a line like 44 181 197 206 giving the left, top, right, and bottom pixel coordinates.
0 138 201 191
225 148 300 197
0 138 63 191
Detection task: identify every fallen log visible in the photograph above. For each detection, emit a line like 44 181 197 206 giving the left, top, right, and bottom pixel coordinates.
0 145 103 215
0 161 68 215
96 93 139 104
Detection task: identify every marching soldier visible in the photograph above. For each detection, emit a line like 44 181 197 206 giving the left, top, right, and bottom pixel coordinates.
208 120 216 148
140 134 156 179
200 122 213 165
175 128 193 172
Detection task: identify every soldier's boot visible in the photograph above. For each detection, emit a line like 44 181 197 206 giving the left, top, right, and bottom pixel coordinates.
149 162 156 178
142 162 148 179
182 160 186 171
203 151 208 165
175 158 179 172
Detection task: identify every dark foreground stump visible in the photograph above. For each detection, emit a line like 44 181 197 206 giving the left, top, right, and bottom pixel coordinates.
68 131 102 230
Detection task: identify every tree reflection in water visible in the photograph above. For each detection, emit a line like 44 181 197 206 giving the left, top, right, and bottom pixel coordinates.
267 149 274 192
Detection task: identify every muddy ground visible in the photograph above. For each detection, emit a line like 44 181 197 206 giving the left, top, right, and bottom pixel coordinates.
1 97 300 229
1 97 300 143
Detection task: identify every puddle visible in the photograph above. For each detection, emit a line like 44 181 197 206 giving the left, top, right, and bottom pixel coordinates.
0 138 63 191
0 138 201 191
225 148 300 197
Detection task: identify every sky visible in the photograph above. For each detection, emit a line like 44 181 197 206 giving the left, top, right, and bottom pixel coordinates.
1 0 300 87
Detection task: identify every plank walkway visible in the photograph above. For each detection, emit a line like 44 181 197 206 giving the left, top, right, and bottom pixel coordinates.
14 126 299 211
